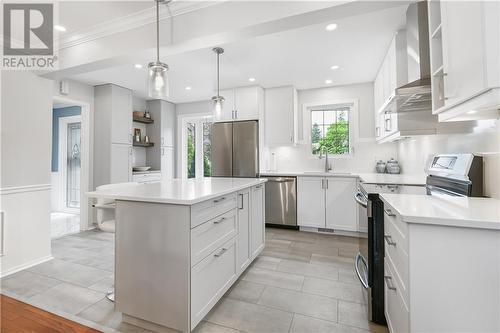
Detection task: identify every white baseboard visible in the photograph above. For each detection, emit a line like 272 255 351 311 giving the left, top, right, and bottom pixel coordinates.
1 255 53 278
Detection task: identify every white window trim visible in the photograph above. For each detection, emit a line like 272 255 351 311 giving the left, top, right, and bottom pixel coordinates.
302 99 359 159
177 113 212 179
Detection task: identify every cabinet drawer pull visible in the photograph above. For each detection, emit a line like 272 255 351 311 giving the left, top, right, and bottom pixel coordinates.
214 248 227 257
213 217 226 224
213 197 226 204
384 235 396 246
384 209 396 217
384 275 397 291
238 194 244 209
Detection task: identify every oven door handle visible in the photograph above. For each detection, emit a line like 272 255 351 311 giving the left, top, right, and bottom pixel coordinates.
354 191 368 208
355 253 369 289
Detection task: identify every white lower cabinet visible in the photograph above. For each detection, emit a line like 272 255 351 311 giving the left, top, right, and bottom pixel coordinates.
297 177 325 228
237 189 251 273
250 184 265 258
191 237 237 328
190 183 265 330
382 198 500 333
325 178 357 231
110 144 132 183
297 176 357 232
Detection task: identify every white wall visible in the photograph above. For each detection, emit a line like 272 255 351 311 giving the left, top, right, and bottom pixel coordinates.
1 71 54 277
264 82 398 173
397 119 500 199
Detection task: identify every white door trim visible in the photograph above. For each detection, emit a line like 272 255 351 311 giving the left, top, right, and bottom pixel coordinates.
53 96 91 231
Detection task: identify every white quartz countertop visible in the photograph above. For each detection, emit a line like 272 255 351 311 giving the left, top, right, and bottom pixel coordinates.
87 177 267 205
260 171 426 185
380 193 500 230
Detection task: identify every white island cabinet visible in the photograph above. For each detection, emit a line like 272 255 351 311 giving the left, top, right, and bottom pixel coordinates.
380 194 500 333
87 178 266 333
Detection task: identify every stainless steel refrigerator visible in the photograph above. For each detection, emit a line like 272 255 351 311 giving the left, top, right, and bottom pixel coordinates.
211 120 259 178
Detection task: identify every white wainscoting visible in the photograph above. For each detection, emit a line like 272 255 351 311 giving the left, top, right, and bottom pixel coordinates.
0 185 52 278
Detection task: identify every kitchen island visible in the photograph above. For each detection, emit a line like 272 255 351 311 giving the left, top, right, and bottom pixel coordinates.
87 177 267 333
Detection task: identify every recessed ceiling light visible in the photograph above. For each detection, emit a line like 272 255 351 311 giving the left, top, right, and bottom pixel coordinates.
467 110 477 114
54 25 66 32
330 65 340 70
185 86 192 91
248 77 256 82
325 23 338 32
134 64 143 69
325 79 333 84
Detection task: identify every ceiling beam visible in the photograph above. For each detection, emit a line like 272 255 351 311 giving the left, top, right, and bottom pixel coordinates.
42 1 410 80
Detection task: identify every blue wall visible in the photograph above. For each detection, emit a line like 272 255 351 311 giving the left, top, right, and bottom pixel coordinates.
52 106 81 172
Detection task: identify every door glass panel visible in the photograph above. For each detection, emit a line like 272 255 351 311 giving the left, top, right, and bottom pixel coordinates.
187 122 196 178
203 122 212 177
66 122 81 208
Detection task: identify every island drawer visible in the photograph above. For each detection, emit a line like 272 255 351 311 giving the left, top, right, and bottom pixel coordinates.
384 258 409 333
191 193 237 228
191 237 237 329
191 209 238 265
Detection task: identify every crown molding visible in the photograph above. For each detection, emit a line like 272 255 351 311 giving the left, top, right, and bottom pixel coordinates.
59 1 222 50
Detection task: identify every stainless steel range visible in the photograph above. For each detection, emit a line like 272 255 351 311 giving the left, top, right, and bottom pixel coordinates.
355 153 483 325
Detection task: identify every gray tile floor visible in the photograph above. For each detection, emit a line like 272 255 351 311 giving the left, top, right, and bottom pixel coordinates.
1 228 387 333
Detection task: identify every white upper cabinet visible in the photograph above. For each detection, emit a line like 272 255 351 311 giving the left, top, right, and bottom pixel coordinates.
325 178 357 232
373 31 408 114
214 86 263 122
264 86 297 146
161 101 175 147
297 177 326 229
110 86 133 145
430 0 500 121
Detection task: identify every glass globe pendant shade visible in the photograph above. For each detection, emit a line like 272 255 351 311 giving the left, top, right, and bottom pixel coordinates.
212 95 224 119
148 61 169 99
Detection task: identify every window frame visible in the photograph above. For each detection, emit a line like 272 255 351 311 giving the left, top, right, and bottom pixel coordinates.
302 99 358 158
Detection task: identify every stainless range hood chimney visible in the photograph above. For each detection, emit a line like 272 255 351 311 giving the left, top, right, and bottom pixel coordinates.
393 1 432 113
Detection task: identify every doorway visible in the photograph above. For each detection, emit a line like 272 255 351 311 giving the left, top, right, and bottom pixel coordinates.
51 97 90 238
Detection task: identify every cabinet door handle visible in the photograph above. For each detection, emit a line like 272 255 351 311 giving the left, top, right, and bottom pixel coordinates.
326 179 329 189
384 235 396 246
238 194 244 209
232 110 234 119
376 127 380 137
235 110 238 119
161 148 164 156
214 197 226 204
129 147 133 155
384 275 397 291
161 137 165 146
214 248 227 257
214 217 226 224
384 209 396 217
385 117 392 132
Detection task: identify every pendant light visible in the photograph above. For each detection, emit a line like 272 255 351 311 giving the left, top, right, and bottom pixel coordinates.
148 0 169 99
211 47 225 118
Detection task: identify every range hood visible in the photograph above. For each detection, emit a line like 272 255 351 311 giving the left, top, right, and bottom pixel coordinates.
384 1 432 113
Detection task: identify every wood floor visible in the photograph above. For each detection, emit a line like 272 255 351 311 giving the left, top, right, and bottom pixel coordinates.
0 295 101 333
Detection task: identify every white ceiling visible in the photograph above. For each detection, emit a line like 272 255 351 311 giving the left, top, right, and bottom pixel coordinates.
71 4 408 104
58 1 153 34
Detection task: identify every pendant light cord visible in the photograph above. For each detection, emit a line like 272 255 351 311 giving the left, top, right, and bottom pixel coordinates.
156 0 160 63
216 52 220 97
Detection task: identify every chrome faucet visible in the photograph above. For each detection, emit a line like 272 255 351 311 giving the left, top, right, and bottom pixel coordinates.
319 148 332 172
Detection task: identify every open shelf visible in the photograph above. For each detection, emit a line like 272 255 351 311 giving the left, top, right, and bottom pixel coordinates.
133 142 154 147
133 116 154 124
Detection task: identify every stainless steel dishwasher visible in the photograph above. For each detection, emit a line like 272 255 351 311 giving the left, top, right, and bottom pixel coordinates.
263 176 297 227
